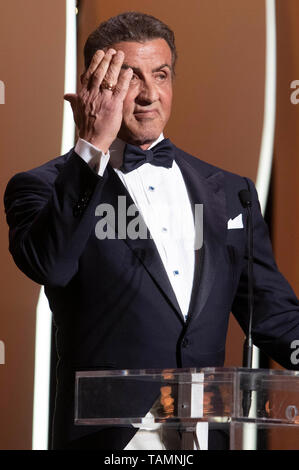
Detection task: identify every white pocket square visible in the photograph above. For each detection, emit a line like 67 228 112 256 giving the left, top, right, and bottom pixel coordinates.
227 213 243 229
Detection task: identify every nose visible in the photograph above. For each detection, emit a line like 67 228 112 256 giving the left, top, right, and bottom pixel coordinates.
136 78 159 104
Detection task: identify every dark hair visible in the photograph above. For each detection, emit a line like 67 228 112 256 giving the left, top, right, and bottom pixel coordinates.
84 11 177 73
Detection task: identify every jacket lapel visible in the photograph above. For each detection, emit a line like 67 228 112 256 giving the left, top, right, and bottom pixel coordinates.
174 149 227 326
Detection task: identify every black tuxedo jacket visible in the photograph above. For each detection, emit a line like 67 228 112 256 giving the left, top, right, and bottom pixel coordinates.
4 143 299 449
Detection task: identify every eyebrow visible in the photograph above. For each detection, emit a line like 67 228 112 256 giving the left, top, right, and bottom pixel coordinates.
121 63 172 74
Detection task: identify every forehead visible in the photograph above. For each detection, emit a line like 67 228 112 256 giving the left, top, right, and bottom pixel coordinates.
111 38 172 69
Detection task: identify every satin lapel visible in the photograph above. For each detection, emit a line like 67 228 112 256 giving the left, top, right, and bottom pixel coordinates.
101 164 185 322
174 150 227 326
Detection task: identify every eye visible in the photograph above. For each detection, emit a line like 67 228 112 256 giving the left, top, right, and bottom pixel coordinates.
155 72 168 81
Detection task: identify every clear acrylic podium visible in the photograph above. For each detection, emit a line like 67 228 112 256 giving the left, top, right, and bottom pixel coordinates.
74 367 299 450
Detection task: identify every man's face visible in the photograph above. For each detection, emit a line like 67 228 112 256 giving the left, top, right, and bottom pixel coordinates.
111 39 174 149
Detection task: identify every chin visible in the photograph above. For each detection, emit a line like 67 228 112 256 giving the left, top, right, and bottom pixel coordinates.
134 134 160 147
119 118 164 147
120 128 162 147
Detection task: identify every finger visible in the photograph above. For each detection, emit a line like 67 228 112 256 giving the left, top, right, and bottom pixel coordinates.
64 93 77 101
80 50 105 89
113 68 134 100
64 93 77 108
101 50 125 93
89 48 117 92
64 94 80 127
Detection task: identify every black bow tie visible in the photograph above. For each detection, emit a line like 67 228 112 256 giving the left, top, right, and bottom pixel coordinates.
121 138 174 173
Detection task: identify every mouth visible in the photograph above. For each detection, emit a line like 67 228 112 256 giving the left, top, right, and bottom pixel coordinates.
134 110 158 120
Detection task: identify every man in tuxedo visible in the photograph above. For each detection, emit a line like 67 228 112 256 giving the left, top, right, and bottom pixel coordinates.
4 11 299 450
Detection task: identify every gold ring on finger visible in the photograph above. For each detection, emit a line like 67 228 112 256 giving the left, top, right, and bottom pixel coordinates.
101 80 116 92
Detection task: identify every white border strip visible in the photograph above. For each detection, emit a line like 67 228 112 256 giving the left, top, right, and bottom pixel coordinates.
32 288 53 450
243 0 277 450
32 0 77 450
256 0 277 213
61 0 77 154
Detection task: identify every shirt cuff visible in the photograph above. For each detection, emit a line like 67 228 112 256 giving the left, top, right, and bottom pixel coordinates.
74 138 110 176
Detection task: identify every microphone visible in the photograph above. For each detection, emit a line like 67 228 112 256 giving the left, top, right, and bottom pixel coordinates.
239 189 254 417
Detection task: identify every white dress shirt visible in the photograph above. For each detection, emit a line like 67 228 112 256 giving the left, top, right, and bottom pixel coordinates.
75 135 195 320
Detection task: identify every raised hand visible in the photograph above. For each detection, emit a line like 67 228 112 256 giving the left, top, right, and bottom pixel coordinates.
64 48 133 153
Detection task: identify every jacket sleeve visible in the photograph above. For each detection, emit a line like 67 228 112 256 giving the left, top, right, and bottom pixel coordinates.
4 150 108 287
232 177 299 370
